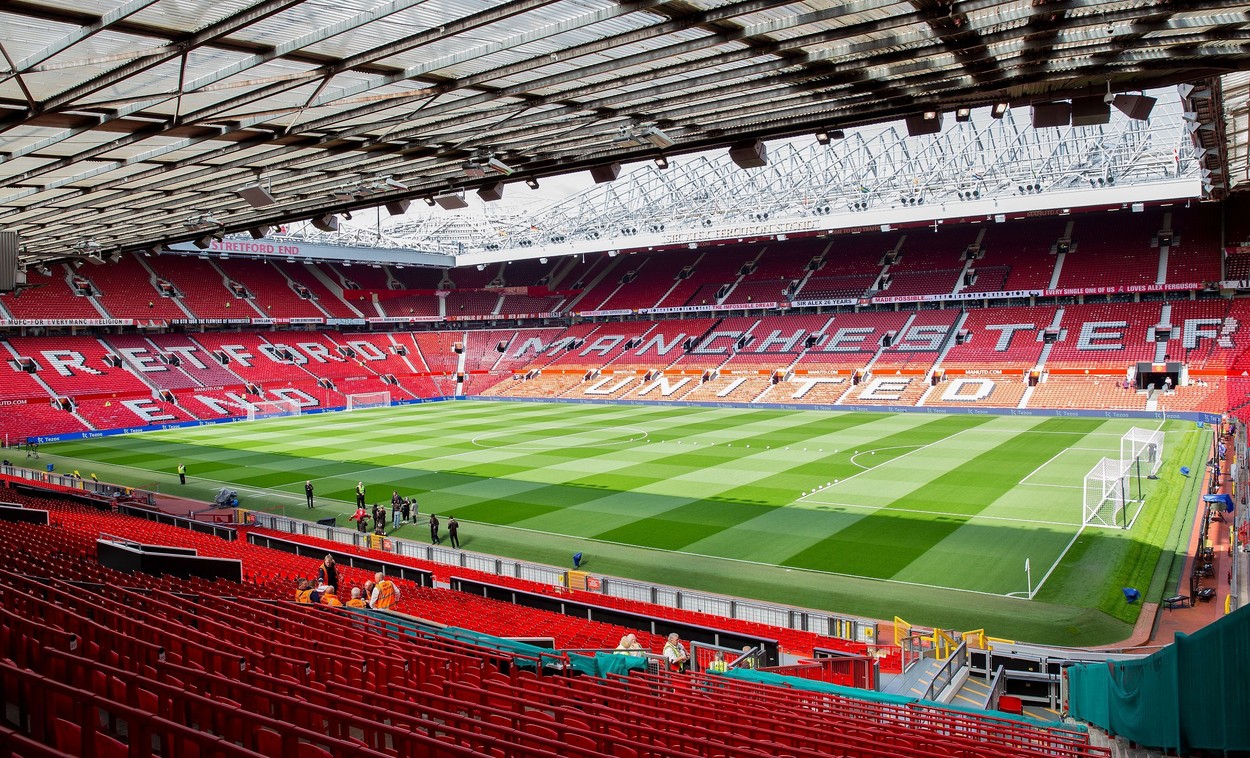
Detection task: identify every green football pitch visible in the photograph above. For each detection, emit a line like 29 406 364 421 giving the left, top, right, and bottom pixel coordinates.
39 400 1208 645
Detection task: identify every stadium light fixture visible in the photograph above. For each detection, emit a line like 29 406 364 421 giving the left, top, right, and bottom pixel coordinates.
905 111 942 136
955 108 971 122
991 102 1008 119
423 196 436 206
464 155 514 178
816 131 831 145
525 177 540 190
654 156 669 169
183 214 220 230
614 126 675 150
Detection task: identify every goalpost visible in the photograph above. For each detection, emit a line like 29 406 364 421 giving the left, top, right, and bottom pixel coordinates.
1120 427 1164 481
1083 458 1131 529
1083 427 1163 529
345 391 392 411
246 399 301 421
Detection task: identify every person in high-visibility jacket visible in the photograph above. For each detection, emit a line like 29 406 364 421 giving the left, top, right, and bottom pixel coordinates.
346 588 368 608
320 586 343 607
709 651 729 673
294 579 321 604
370 572 399 610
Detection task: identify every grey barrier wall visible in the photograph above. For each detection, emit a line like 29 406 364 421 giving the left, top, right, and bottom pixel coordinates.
451 576 781 666
0 503 49 525
96 538 243 583
246 529 433 587
251 512 877 646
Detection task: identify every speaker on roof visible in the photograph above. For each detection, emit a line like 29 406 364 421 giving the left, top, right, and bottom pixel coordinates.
237 184 276 208
1112 94 1156 121
1031 101 1072 129
589 163 622 184
728 140 767 169
1071 96 1111 127
476 183 504 202
904 112 942 136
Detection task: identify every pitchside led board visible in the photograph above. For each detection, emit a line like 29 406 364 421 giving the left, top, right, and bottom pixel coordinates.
1136 362 1182 390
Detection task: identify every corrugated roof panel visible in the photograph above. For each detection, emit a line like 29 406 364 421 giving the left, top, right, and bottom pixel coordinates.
127 0 269 32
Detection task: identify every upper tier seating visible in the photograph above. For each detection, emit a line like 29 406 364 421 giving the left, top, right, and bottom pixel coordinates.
445 290 502 317
448 262 501 289
721 241 821 306
1226 250 1250 281
592 250 702 311
0 264 102 321
1054 214 1160 290
6 336 152 399
377 294 442 317
1165 206 1222 284
332 262 390 290
1043 303 1161 370
391 265 446 289
214 258 328 319
498 294 564 316
82 253 188 321
879 229 977 298
939 306 1059 371
500 257 561 287
144 256 254 320
965 218 1064 292
271 261 361 319
657 246 759 308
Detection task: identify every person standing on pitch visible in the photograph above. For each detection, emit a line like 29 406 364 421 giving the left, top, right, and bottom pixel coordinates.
355 481 366 508
391 490 403 530
429 514 441 544
448 517 460 549
305 480 315 509
177 463 186 485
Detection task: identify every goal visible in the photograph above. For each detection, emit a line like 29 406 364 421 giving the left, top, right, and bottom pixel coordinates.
346 391 392 411
1121 427 1164 480
1083 458 1130 529
246 399 302 421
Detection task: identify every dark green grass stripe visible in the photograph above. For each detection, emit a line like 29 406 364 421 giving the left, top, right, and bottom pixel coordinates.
781 418 1103 576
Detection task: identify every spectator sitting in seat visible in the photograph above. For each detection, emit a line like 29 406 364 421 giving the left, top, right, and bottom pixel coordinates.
614 634 645 656
739 646 757 669
346 588 368 608
320 586 343 607
294 579 322 604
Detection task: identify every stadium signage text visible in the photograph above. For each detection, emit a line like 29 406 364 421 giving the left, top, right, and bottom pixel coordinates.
0 318 133 327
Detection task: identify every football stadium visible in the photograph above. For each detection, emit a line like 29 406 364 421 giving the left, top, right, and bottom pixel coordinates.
1 1 1249 755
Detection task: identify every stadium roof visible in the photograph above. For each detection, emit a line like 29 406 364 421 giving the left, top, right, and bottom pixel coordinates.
2 0 1248 264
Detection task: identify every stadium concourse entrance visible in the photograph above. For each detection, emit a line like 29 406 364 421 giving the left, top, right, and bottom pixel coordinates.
1136 361 1181 391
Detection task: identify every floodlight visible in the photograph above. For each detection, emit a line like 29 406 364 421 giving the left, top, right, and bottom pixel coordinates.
539 257 548 264
905 112 942 136
383 177 408 190
525 177 540 189
991 102 1008 118
816 131 831 145
654 156 669 169
955 108 971 122
423 196 436 206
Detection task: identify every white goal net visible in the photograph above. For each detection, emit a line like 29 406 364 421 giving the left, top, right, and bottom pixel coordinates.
1121 427 1164 479
246 399 302 421
1083 458 1130 529
346 391 391 411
